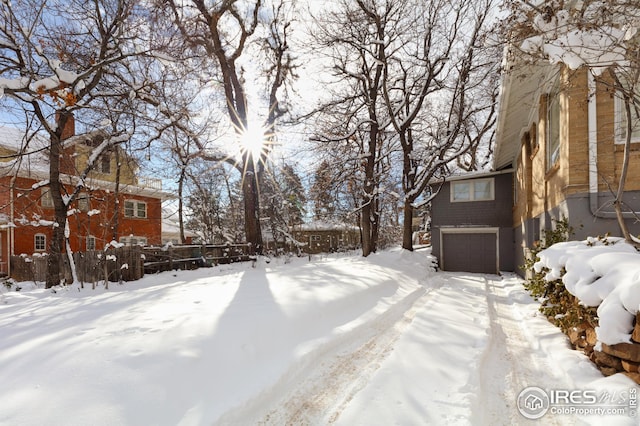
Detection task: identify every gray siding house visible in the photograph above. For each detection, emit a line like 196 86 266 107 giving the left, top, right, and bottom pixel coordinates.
431 170 514 274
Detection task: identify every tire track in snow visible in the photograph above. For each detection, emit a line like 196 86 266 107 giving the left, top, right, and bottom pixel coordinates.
473 274 575 426
257 285 433 425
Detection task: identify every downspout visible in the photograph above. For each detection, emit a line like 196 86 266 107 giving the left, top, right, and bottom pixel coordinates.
588 71 640 219
8 185 14 276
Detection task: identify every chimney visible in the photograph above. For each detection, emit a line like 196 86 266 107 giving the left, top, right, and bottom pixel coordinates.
56 111 75 140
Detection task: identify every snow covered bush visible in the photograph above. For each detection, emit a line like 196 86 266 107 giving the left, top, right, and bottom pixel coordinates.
534 236 640 346
522 218 597 333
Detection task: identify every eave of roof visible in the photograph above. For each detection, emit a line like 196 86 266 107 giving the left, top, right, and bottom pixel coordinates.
493 58 556 170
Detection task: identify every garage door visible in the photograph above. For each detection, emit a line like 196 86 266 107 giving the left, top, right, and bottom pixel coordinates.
442 232 497 274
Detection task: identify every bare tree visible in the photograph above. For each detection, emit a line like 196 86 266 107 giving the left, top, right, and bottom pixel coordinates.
0 0 173 287
157 0 298 255
380 0 500 250
308 0 397 256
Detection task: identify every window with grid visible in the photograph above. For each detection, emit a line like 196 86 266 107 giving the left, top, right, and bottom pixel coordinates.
35 234 46 251
124 200 147 218
86 236 96 251
119 236 147 246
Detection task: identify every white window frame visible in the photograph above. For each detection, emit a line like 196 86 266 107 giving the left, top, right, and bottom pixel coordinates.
41 188 53 208
450 178 495 203
124 200 147 219
35 233 46 251
614 92 640 144
119 236 148 246
310 235 321 242
547 87 561 169
77 192 89 212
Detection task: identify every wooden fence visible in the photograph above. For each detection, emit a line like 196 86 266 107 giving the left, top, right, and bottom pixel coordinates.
10 246 144 284
9 243 252 283
142 244 252 274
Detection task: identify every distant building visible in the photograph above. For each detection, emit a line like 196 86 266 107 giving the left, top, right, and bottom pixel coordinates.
290 221 361 254
161 208 197 245
0 119 172 276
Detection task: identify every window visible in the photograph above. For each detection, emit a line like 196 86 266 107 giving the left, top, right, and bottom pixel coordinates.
124 200 147 218
547 85 561 168
35 234 46 251
77 192 89 212
41 188 53 208
100 153 111 174
452 182 471 202
119 236 147 246
450 178 494 203
310 235 321 242
615 84 640 144
86 236 96 251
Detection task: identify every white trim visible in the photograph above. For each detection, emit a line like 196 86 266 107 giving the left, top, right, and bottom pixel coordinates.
614 93 640 145
34 233 46 252
124 199 147 219
439 227 499 273
450 178 495 203
588 72 599 195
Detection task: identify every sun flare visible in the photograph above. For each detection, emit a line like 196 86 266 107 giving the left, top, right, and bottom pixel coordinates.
239 123 268 159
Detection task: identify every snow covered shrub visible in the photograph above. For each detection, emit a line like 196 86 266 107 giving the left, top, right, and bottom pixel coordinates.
523 218 598 333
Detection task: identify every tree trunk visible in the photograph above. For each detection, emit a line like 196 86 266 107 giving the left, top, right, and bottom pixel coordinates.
242 158 263 255
614 95 634 242
178 165 186 243
361 201 373 257
402 199 414 251
46 128 68 288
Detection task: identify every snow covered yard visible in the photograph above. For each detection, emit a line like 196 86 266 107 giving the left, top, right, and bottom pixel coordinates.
1 248 638 425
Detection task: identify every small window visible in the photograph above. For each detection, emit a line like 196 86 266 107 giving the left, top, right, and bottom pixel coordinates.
35 234 46 251
547 85 560 168
100 153 111 174
119 236 147 246
310 235 321 242
86 236 96 251
77 192 89 212
615 86 640 144
41 188 53 208
452 182 471 202
124 200 147 218
451 178 494 203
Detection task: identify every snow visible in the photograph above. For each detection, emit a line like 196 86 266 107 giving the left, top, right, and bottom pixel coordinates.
534 238 640 346
520 6 634 75
0 249 638 425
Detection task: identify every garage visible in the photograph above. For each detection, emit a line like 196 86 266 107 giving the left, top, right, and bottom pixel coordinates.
441 229 498 274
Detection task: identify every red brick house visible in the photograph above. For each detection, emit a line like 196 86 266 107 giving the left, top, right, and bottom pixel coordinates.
0 121 171 276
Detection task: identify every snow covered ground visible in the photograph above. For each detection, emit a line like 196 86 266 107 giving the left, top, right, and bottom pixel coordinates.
1 248 638 425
